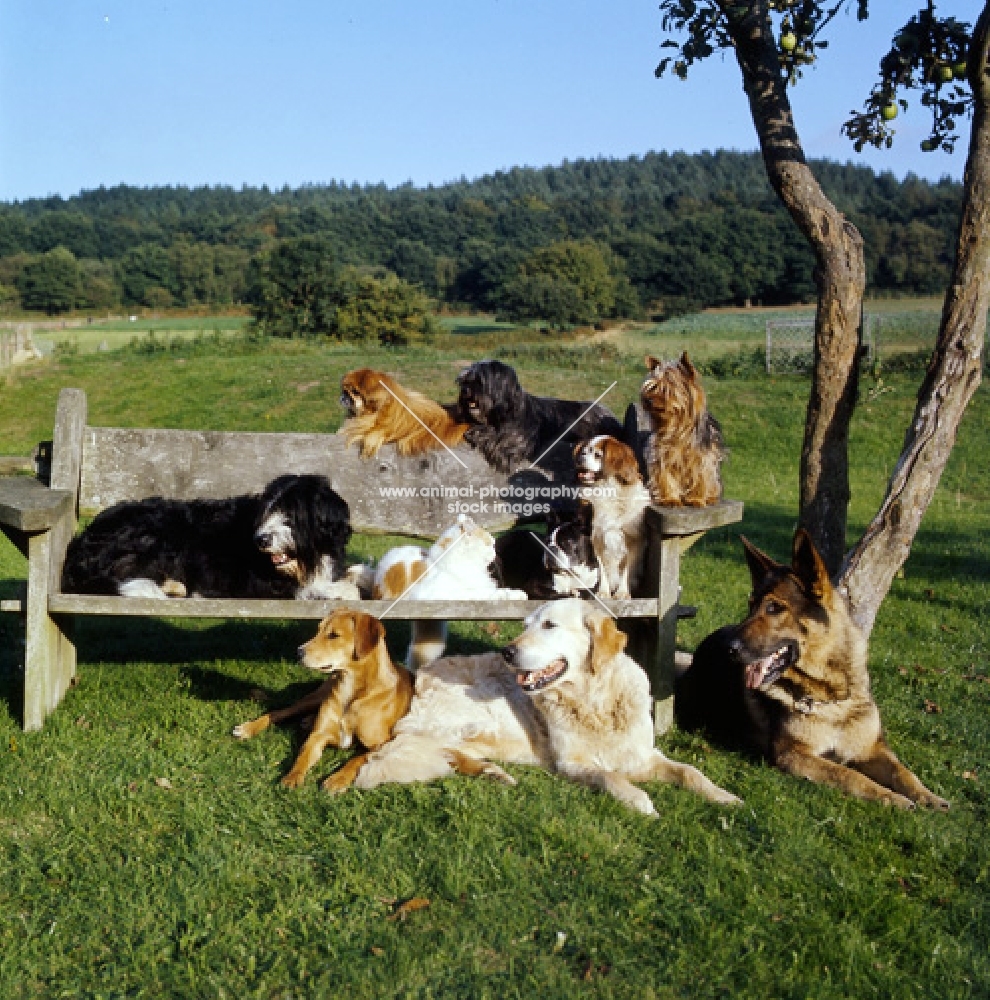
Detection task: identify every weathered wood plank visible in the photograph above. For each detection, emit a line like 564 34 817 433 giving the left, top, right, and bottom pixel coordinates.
0 479 73 533
78 427 568 538
48 595 663 620
50 389 87 499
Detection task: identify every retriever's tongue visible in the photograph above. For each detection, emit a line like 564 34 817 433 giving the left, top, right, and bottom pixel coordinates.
516 667 549 687
516 658 565 689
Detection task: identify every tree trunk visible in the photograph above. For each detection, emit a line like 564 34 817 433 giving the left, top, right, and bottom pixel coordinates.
721 2 866 576
840 3 990 636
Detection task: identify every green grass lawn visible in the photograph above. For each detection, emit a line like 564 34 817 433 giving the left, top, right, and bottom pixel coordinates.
0 328 987 998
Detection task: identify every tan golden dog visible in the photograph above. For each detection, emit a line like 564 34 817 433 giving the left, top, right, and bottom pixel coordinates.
233 610 413 792
573 435 651 599
676 530 949 810
340 368 468 458
641 353 725 507
340 600 740 815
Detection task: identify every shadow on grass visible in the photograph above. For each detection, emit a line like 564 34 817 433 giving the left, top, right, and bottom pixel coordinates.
0 604 511 723
179 663 315 707
701 502 989 590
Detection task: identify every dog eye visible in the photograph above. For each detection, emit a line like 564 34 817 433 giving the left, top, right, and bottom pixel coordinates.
541 620 557 630
764 601 785 615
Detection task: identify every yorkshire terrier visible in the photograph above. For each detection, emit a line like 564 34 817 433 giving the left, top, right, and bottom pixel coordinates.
640 353 725 507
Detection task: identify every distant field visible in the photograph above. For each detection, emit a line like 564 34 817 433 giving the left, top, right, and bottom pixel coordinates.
6 298 960 364
620 298 950 364
24 315 249 355
438 315 519 336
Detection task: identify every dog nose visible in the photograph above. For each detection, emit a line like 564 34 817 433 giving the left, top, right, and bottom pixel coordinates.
255 532 272 548
502 645 517 665
728 637 743 659
297 644 307 662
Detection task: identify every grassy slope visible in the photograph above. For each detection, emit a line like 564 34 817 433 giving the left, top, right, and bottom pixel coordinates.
0 331 987 998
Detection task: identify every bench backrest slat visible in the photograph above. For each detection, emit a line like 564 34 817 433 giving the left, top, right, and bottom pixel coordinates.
75 423 553 539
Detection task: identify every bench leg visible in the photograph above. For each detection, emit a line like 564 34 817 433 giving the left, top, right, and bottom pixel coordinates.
652 535 680 736
652 531 704 737
23 529 75 731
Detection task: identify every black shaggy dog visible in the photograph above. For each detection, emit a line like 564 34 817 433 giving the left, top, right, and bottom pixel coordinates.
62 474 353 600
456 360 625 473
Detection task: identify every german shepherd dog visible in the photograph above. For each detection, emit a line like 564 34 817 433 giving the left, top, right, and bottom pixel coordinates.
676 529 949 810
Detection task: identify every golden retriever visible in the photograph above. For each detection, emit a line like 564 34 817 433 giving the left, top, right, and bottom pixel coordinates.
339 599 740 815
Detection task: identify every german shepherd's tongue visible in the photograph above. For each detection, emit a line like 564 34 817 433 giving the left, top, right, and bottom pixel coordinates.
744 660 770 689
744 647 788 689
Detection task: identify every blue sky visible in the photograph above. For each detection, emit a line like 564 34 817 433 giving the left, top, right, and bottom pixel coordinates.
0 1 970 203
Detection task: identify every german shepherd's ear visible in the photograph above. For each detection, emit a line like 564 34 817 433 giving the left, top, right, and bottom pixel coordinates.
645 355 662 372
741 535 783 588
791 529 833 605
584 608 627 675
352 613 384 661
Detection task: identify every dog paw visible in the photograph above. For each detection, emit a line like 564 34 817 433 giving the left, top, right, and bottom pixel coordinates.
714 789 744 807
280 771 306 790
920 792 951 812
322 772 352 796
633 797 658 818
625 788 657 817
885 792 916 810
483 763 517 785
231 723 251 740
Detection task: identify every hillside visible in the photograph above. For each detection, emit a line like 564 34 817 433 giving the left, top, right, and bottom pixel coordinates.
0 151 962 319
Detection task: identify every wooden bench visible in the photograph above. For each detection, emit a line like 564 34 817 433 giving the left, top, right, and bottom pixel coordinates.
0 387 743 733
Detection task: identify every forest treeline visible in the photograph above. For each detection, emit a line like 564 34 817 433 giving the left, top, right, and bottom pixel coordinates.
0 150 961 323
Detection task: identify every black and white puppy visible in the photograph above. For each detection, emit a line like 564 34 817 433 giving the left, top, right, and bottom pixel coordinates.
61 474 356 600
494 504 600 600
456 360 625 473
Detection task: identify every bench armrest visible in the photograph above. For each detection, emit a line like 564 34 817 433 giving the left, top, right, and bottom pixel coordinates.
646 499 744 537
0 477 73 533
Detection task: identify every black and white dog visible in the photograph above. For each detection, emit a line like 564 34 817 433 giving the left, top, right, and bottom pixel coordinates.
456 360 625 473
61 474 356 600
495 504 600 599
